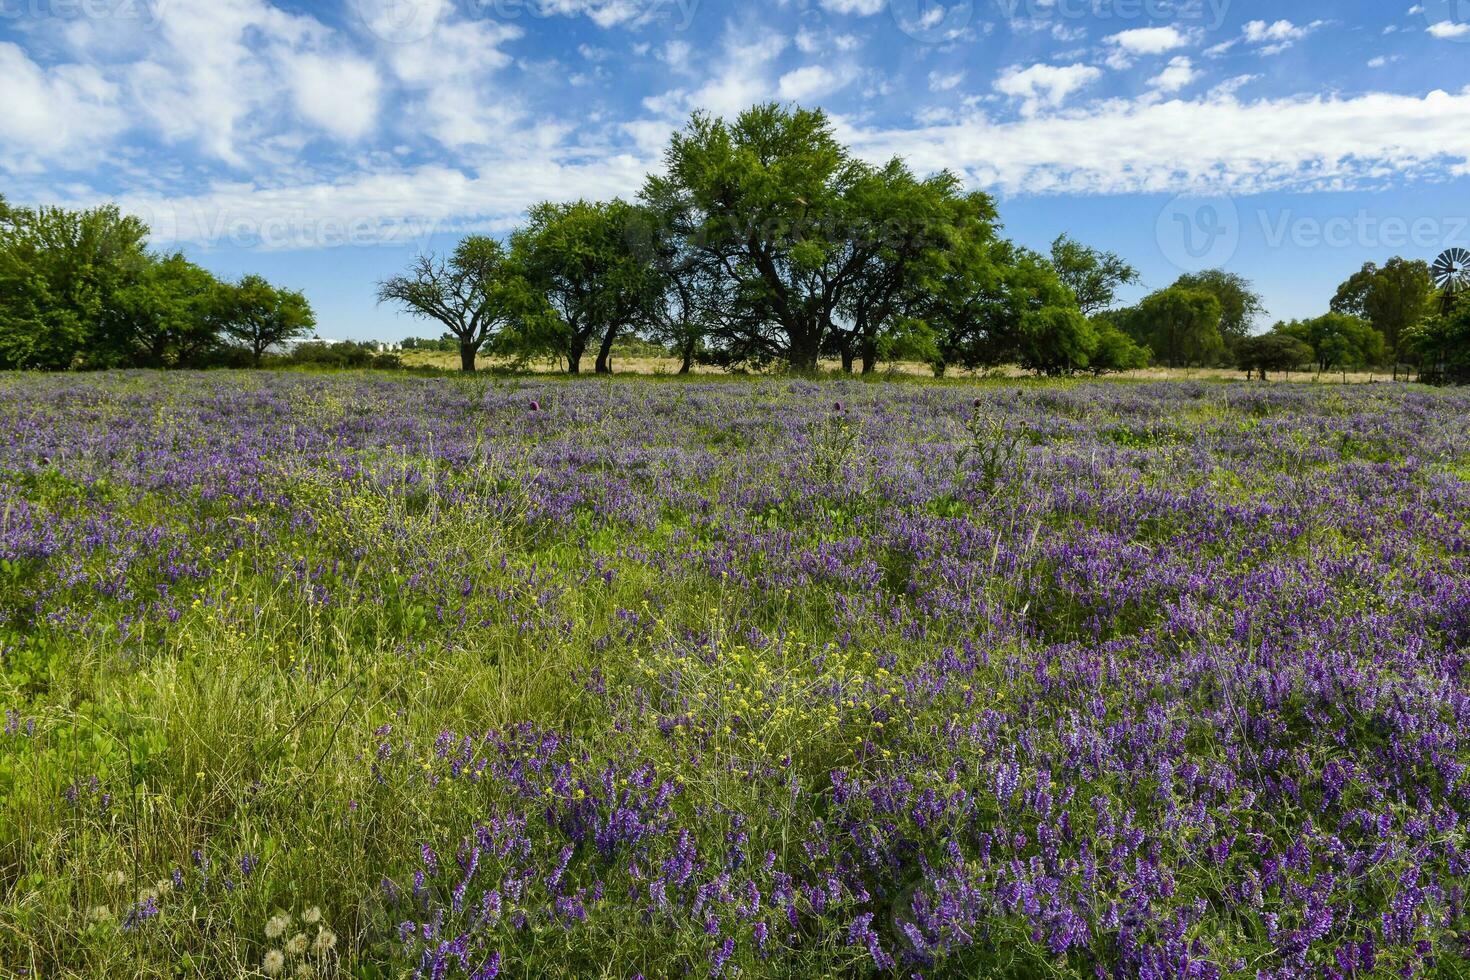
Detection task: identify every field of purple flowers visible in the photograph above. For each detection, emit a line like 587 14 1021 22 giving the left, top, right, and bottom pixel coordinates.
2 372 1469 979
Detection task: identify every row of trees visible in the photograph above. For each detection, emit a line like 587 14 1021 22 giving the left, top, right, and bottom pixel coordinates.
379 104 1151 376
6 102 1464 381
0 195 315 370
1234 257 1467 381
379 104 1469 382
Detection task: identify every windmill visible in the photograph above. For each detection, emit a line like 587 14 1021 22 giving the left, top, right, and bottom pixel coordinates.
1433 247 1470 313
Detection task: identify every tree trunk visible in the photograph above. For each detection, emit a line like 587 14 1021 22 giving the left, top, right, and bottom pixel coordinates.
568 335 586 375
679 341 694 374
459 342 477 373
860 336 878 375
594 327 617 374
840 348 854 374
790 326 821 373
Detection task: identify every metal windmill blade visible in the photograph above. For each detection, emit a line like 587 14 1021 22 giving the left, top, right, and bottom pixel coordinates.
1432 247 1470 294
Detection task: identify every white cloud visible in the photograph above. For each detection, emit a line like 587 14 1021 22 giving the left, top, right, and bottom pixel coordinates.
1210 19 1327 56
995 63 1102 115
1105 26 1191 53
0 43 124 168
928 70 966 92
1148 56 1200 94
817 0 887 14
538 0 665 28
383 15 522 149
645 29 789 120
1242 19 1325 53
778 64 853 101
290 53 381 141
842 87 1470 196
1428 20 1470 38
660 40 692 71
113 151 656 250
1103 26 1192 67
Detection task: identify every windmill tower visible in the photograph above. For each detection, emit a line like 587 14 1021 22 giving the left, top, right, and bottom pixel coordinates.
1427 248 1470 382
1433 248 1470 314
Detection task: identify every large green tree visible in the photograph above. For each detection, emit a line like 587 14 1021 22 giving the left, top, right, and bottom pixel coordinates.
0 201 149 370
927 236 1096 376
97 252 222 368
512 199 661 374
1330 258 1435 377
1120 286 1225 368
212 274 315 367
378 236 522 373
1274 313 1385 376
1407 293 1470 383
1050 234 1138 317
1171 270 1263 356
828 163 973 374
642 104 879 371
1235 332 1314 380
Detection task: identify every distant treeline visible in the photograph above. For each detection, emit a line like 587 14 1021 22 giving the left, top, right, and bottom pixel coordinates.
0 195 314 370
5 103 1469 381
376 103 1470 382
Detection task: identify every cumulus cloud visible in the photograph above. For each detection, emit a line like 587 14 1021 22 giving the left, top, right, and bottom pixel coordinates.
928 70 965 92
644 28 789 119
843 87 1470 196
1103 26 1193 68
1148 56 1200 94
289 53 381 141
1427 20 1470 38
777 64 854 101
0 43 124 168
817 0 887 14
1208 19 1327 56
994 63 1102 114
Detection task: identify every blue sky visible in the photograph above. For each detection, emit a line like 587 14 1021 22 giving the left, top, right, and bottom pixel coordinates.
4 0 1470 341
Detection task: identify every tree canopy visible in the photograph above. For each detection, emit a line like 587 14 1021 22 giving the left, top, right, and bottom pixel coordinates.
0 198 314 371
1331 258 1435 374
511 199 662 374
376 236 522 373
1115 286 1225 368
1274 313 1385 375
1050 234 1138 317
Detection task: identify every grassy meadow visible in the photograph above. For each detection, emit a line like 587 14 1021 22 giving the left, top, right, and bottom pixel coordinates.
1 371 1469 979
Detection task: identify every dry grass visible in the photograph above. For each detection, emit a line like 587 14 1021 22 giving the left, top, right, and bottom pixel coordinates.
396 350 1400 385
